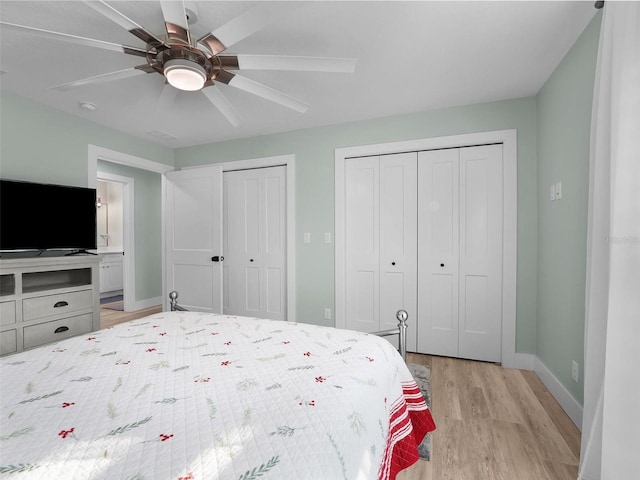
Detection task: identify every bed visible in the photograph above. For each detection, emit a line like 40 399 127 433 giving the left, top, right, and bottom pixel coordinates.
0 306 435 479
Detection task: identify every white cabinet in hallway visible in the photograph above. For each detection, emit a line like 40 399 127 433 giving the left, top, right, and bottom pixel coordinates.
99 253 123 294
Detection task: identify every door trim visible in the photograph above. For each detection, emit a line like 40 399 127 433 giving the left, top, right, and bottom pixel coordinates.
88 145 173 312
335 130 517 368
181 154 296 322
96 172 134 311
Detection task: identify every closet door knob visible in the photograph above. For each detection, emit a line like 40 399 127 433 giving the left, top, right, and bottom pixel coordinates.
250 259 254 262
391 262 396 266
440 263 445 267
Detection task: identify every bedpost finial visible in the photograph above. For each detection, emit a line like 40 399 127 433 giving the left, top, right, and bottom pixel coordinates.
396 309 408 323
169 291 178 301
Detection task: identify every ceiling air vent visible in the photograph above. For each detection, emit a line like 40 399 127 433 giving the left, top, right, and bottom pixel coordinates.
146 130 177 141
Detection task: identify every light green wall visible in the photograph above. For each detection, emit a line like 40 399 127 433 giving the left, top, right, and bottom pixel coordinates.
98 161 163 302
0 92 174 303
0 11 602 407
176 97 539 353
536 12 601 404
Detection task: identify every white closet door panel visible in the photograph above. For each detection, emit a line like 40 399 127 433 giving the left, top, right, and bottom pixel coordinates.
379 153 417 351
224 167 286 320
166 166 223 313
458 145 503 362
261 168 287 319
345 157 380 332
417 149 460 356
245 266 261 313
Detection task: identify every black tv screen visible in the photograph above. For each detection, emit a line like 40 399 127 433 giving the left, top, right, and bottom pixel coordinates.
0 179 97 253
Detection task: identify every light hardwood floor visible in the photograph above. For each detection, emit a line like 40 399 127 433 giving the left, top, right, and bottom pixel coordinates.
100 308 581 480
399 353 581 480
99 303 162 329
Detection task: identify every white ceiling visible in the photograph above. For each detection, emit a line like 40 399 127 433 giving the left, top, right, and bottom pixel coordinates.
0 1 597 148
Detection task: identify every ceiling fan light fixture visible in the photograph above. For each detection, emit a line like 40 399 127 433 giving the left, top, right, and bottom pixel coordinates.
164 59 206 91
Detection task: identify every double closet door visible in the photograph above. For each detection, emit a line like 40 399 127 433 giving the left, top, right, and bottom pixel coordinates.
165 165 287 320
343 144 503 362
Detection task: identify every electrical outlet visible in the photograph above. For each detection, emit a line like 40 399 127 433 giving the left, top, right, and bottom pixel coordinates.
324 232 332 244
555 181 562 200
324 308 332 320
572 360 579 382
303 232 311 244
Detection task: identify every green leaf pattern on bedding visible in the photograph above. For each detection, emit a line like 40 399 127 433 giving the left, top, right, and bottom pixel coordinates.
0 311 431 479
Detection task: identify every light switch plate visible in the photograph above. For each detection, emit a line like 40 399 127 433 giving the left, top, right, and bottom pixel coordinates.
303 232 310 244
550 184 556 201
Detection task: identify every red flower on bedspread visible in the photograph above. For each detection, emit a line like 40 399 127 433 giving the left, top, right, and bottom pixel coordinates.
58 428 75 439
159 433 173 442
62 402 75 408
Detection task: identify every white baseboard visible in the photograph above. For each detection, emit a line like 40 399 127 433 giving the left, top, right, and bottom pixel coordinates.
128 296 162 312
533 356 583 430
515 352 535 370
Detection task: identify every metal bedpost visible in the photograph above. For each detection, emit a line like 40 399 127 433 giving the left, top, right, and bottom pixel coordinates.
371 309 409 362
169 291 188 312
396 309 408 362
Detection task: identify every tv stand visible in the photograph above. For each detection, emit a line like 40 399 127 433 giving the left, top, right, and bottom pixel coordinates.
65 249 98 256
0 256 100 356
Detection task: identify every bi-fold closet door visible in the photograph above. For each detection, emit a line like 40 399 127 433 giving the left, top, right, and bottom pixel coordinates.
343 144 503 362
344 152 418 351
417 145 503 362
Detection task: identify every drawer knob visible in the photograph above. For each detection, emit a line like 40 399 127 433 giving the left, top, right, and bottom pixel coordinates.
54 326 69 334
54 301 69 308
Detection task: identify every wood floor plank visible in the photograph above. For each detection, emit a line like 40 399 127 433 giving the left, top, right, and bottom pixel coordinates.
399 355 581 480
521 370 581 458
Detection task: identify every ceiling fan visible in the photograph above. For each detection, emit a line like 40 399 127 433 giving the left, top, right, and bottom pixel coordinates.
0 1 357 127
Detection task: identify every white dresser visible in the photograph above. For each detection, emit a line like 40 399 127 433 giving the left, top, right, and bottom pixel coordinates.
0 255 100 356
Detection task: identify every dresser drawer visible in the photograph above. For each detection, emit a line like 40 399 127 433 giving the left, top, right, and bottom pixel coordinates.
23 313 93 350
0 329 18 356
0 301 16 326
23 289 93 321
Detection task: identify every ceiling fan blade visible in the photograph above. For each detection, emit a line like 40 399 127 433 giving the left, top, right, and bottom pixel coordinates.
82 0 165 49
220 55 358 73
50 67 148 92
201 86 241 127
154 83 177 114
198 3 278 56
0 21 147 57
218 73 309 113
160 1 190 45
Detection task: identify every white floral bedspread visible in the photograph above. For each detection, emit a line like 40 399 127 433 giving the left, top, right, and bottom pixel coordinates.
0 312 434 479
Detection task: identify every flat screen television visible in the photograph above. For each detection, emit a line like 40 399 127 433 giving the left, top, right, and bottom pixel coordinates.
0 179 97 255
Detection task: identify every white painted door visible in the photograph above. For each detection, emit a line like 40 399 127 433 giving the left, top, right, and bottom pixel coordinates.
417 148 460 357
417 145 503 362
345 153 417 350
223 166 287 320
458 145 503 361
165 166 223 312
